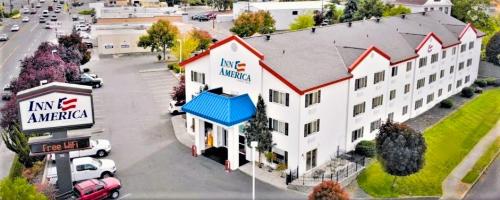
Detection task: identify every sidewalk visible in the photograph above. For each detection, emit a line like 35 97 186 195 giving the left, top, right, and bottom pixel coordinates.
441 121 500 199
0 139 15 179
171 114 194 148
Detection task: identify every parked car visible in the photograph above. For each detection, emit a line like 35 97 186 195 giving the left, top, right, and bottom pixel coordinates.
50 139 111 161
78 31 91 39
59 0 64 4
39 17 46 23
71 73 104 88
83 39 94 48
42 10 49 17
56 4 62 9
30 9 37 14
51 15 57 21
72 2 84 7
48 5 53 11
45 22 52 29
168 100 185 114
72 15 79 21
75 24 90 31
70 178 121 200
10 24 20 32
0 34 8 42
54 8 61 13
40 0 46 3
22 8 30 14
35 3 41 8
46 157 117 185
1 84 12 101
22 16 30 22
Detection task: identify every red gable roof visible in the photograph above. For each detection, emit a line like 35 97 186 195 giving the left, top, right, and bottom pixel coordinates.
459 23 480 39
348 46 391 73
415 32 443 52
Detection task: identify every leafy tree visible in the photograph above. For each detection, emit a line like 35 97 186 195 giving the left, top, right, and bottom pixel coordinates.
1 125 33 168
0 177 47 200
289 13 315 31
486 31 500 65
354 0 384 20
57 31 90 65
325 4 344 24
255 10 276 34
171 34 200 62
313 10 324 26
383 4 411 17
211 0 233 11
376 121 427 188
138 19 179 60
171 75 186 102
244 95 272 163
342 0 358 22
189 29 212 51
230 11 276 37
309 180 349 200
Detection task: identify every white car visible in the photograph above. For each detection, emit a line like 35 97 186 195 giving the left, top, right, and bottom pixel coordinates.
54 8 61 13
47 157 117 185
75 24 90 31
10 25 20 32
0 34 7 41
42 10 49 17
168 100 185 114
78 31 92 39
22 16 30 22
36 3 41 8
49 139 111 161
22 8 30 14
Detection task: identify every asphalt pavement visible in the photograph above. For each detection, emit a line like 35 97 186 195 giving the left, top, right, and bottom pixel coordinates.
464 156 500 200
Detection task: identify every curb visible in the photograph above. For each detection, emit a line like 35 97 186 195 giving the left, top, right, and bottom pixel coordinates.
41 155 49 184
138 68 169 73
462 149 500 199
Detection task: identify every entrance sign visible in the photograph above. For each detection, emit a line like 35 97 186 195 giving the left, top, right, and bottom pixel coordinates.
17 82 94 133
29 135 91 156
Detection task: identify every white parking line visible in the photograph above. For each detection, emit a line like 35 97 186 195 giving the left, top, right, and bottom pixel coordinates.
118 193 132 199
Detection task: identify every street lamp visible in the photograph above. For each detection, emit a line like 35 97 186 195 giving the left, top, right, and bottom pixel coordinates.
250 141 258 200
176 39 183 62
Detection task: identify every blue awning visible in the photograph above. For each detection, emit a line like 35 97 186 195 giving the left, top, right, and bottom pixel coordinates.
182 91 256 127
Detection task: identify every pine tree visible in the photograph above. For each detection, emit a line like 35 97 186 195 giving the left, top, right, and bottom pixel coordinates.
1 125 33 168
244 95 272 163
342 0 358 22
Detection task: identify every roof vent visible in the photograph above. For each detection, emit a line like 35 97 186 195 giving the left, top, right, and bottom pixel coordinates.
265 35 271 41
347 21 352 27
422 12 426 16
375 18 381 23
312 27 316 33
401 14 406 19
282 50 285 54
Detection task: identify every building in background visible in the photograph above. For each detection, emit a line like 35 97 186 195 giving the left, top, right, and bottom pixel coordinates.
385 0 452 15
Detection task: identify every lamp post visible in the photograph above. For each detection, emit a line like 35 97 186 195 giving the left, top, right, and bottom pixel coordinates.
251 141 258 200
176 39 182 62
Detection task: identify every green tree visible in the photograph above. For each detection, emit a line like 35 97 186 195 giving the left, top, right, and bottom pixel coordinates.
1 125 33 168
308 181 349 200
383 4 411 17
0 177 47 200
138 19 179 60
342 0 358 22
244 95 272 163
256 10 276 34
486 31 500 65
171 34 200 62
289 13 315 31
189 29 212 51
230 11 276 37
354 0 384 20
375 121 427 189
325 4 344 24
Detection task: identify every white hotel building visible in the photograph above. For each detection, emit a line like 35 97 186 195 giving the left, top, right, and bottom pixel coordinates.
180 11 484 174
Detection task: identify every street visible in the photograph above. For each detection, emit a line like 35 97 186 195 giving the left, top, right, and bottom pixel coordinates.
465 157 500 200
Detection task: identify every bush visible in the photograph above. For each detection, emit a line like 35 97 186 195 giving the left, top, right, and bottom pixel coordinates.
172 64 184 73
8 156 24 180
485 78 497 86
276 163 287 171
78 9 95 15
35 183 56 200
167 63 174 70
461 87 474 98
355 140 376 158
474 79 488 87
440 99 453 108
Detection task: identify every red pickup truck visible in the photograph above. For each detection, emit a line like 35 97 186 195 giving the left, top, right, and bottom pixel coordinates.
70 177 121 200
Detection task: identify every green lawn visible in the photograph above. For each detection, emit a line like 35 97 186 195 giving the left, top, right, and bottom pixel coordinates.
357 88 500 197
461 137 500 183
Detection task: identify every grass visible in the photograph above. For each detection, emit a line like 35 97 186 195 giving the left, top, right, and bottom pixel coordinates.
461 137 500 183
8 156 24 180
357 88 500 197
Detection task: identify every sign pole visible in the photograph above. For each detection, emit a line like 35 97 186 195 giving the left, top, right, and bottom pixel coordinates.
52 130 73 197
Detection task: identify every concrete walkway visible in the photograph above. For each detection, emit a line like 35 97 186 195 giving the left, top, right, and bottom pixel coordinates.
441 121 500 199
0 139 15 179
171 114 194 148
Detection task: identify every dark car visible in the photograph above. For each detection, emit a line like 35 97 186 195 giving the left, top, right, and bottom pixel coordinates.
39 17 46 23
71 73 104 88
51 15 57 21
2 84 13 101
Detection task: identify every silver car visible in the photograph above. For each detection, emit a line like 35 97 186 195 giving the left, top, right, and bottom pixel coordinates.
0 34 8 41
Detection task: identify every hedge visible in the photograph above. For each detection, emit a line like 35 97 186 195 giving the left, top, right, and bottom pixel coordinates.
461 87 474 98
440 99 453 108
355 140 376 158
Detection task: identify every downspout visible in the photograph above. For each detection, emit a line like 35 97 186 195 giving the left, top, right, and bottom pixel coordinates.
344 79 351 154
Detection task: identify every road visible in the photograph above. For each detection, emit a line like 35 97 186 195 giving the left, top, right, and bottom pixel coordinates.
464 156 500 200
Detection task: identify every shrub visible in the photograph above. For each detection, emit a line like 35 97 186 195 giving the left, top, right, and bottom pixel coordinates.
167 63 174 70
276 163 287 171
474 79 487 87
440 99 453 108
8 156 24 180
157 54 162 61
461 87 474 98
78 9 95 15
35 183 56 200
309 180 349 200
172 64 184 73
485 77 497 86
355 140 376 158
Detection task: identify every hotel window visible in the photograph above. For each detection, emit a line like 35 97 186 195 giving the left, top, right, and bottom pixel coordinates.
353 102 366 117
370 119 382 132
191 71 205 84
269 118 288 135
431 53 439 64
355 76 368 91
429 74 437 84
456 79 462 88
306 149 317 170
419 57 427 68
388 112 394 121
390 90 396 100
438 89 443 97
465 75 470 83
374 71 385 84
427 93 434 103
372 95 384 109
466 59 472 67
442 50 447 59
431 7 434 11
469 41 474 50
402 105 408 115
445 7 449 14
450 65 455 74
415 99 423 110
104 44 114 49
461 44 467 53
439 7 443 11
440 70 445 78
304 119 320 137
351 127 364 142
406 62 412 72
305 90 321 108
424 7 428 12
459 62 464 70
269 89 289 106
391 67 398 77
404 84 411 94
417 78 425 89
452 47 456 55
191 118 195 132
448 84 452 91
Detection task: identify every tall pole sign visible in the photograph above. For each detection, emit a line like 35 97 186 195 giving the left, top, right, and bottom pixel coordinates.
17 82 94 197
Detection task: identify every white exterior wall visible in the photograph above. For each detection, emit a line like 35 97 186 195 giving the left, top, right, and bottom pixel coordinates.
97 32 150 55
386 60 415 123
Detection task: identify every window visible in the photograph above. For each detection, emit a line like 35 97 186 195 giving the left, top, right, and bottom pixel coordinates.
402 105 408 115
465 75 470 83
469 41 474 50
459 62 464 70
391 67 398 77
466 59 472 67
370 119 382 132
440 69 445 78
104 44 113 49
438 89 443 97
456 79 462 88
120 44 130 48
390 90 396 100
304 119 320 137
448 84 452 91
417 78 425 89
452 47 456 55
415 99 423 110
372 95 384 109
431 53 439 63
355 76 367 91
387 112 394 121
442 50 447 59
292 11 298 15
461 44 467 52
191 118 195 132
76 165 85 171
353 102 365 117
191 71 205 84
269 118 288 135
424 7 428 12
445 7 449 14
419 57 427 68
404 84 411 94
429 73 437 84
305 90 321 108
351 127 364 142
439 7 443 11
427 93 434 103
374 71 385 84
406 62 412 72
306 149 317 170
269 89 289 106
450 65 455 74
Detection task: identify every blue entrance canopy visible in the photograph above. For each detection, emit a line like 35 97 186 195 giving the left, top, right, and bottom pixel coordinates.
182 91 256 127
